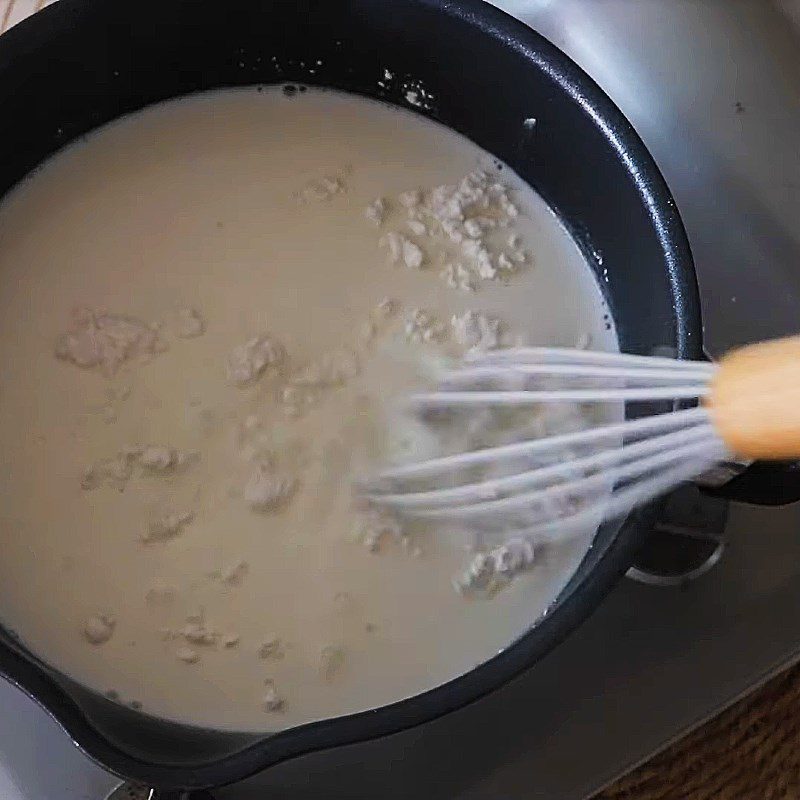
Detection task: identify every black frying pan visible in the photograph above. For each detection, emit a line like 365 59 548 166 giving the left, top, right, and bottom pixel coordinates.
0 1 796 796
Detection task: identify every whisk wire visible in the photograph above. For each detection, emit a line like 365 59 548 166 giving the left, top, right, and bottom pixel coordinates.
410 385 711 407
374 406 711 482
513 448 726 543
466 346 719 372
364 347 729 541
441 363 715 386
386 434 721 520
366 423 717 511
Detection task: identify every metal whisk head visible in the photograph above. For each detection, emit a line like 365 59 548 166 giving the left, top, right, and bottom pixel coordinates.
362 348 728 542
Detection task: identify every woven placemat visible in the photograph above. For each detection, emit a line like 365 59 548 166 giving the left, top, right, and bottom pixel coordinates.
596 662 800 800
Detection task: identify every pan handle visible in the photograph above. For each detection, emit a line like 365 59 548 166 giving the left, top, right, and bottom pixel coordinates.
691 348 800 506
700 460 800 506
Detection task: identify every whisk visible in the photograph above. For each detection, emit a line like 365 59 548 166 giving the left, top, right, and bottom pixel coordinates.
363 336 800 541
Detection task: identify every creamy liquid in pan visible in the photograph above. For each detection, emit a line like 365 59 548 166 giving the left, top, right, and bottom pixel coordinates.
0 87 617 731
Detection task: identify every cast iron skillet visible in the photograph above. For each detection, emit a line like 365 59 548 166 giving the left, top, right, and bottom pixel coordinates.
0 1 797 796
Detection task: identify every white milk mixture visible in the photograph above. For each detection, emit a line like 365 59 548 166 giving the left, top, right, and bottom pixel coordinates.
0 87 617 730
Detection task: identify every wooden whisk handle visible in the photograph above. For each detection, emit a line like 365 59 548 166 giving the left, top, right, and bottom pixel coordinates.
708 334 800 460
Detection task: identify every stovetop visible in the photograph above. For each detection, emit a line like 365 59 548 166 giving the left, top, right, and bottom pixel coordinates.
2 1 800 798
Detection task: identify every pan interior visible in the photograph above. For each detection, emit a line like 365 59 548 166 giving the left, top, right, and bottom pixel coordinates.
0 85 620 732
